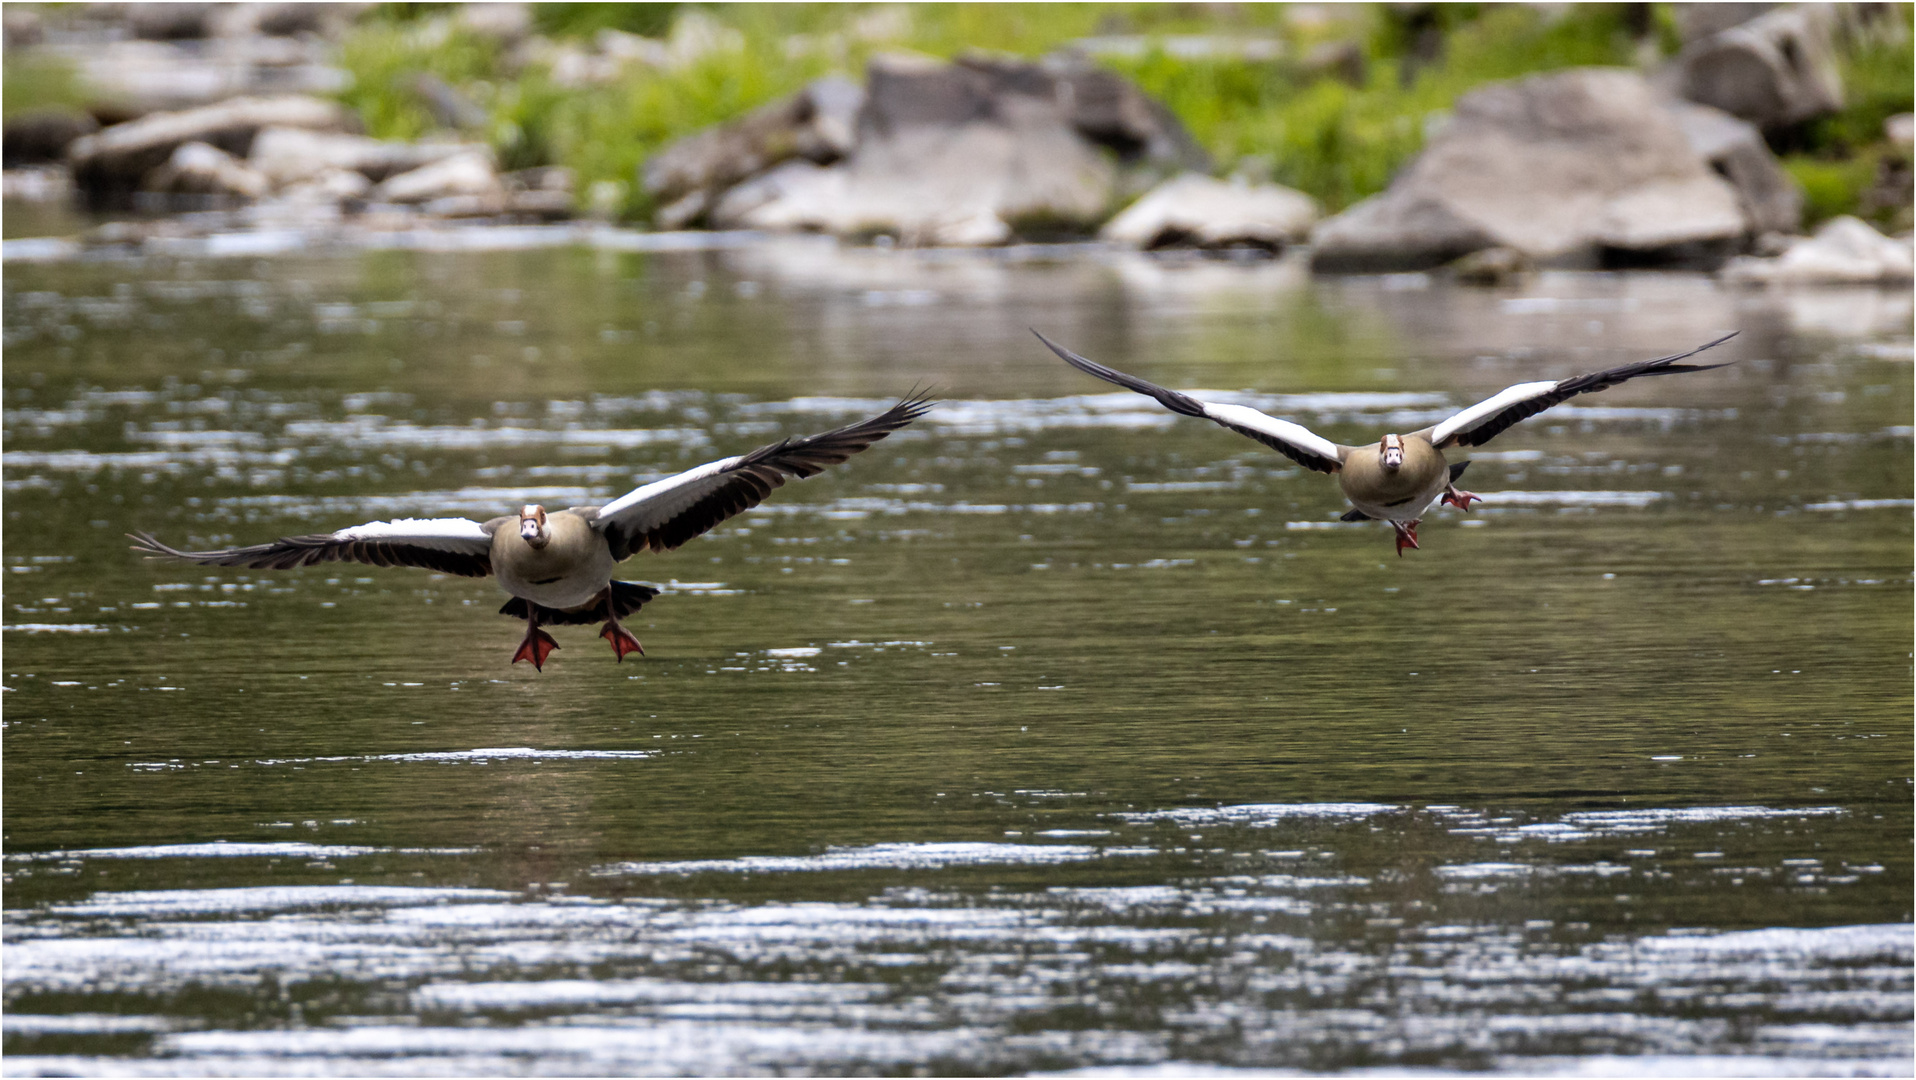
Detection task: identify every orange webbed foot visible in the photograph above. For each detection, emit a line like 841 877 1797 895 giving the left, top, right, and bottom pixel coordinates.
601 621 644 661
512 627 560 671
1393 520 1421 557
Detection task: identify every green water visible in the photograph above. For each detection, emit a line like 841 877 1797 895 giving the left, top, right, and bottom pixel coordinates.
4 239 1910 1075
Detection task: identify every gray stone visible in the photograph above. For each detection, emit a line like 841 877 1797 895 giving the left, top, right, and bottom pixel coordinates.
1678 5 1843 131
46 35 350 117
1663 99 1801 235
67 95 353 203
1100 173 1317 250
144 141 271 199
1311 68 1748 272
1674 3 1774 44
248 127 477 186
127 3 217 40
1445 246 1532 286
370 149 503 204
643 76 867 222
1721 215 1914 283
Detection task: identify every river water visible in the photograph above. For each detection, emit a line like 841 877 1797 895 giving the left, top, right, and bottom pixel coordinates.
3 232 1911 1076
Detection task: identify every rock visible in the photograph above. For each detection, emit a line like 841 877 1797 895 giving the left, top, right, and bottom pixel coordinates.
2 166 75 203
1445 246 1532 285
67 95 353 204
4 6 42 47
1311 69 1749 272
144 141 271 199
370 148 503 204
1721 215 1914 283
1677 5 1843 132
45 36 351 117
456 2 532 44
1674 3 1774 43
644 76 866 224
226 3 371 39
504 166 574 219
4 107 101 168
1663 99 1801 235
1887 112 1914 148
127 3 217 40
1100 173 1318 250
247 127 477 186
674 51 1201 244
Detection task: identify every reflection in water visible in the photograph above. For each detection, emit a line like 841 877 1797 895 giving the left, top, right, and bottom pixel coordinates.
3 239 1910 1075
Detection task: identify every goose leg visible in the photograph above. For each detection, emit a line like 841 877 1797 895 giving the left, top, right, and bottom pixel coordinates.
1392 520 1420 556
596 588 645 661
1442 484 1482 512
512 611 560 671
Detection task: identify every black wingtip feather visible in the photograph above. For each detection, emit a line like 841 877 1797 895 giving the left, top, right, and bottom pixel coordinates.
1031 329 1208 419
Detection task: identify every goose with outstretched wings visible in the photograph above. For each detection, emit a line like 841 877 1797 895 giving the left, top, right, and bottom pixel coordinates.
1035 331 1734 554
132 395 933 669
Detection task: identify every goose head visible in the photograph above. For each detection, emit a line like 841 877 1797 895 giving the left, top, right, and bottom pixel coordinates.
1379 434 1404 472
519 504 550 549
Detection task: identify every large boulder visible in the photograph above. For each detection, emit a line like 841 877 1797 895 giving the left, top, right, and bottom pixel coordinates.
694 51 1204 244
1311 68 1749 272
643 76 865 229
1100 173 1318 250
1663 98 1801 235
67 95 352 203
1721 216 1914 283
1676 5 1843 132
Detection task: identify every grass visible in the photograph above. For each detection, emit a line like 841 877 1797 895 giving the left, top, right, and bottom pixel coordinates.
319 3 1916 227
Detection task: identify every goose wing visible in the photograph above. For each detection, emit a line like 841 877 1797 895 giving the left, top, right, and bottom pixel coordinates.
1034 331 1344 474
1421 332 1737 449
130 517 498 577
592 394 933 560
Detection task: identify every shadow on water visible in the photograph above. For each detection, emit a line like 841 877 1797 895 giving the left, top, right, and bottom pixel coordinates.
3 237 1911 1075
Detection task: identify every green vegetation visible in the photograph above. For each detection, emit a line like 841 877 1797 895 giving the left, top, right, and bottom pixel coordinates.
2 50 88 119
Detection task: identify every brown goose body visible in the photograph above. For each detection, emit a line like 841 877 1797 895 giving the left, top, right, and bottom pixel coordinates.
1338 435 1450 524
490 509 615 611
1034 330 1736 555
131 396 933 669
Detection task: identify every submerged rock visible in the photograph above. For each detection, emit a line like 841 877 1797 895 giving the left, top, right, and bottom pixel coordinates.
1099 173 1317 250
1311 68 1749 272
1721 216 1914 284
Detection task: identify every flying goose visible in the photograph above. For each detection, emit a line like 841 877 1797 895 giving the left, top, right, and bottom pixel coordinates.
131 396 933 669
1035 331 1735 554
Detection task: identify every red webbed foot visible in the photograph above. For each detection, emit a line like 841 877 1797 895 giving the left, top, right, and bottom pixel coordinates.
512 627 560 671
600 621 644 661
1393 520 1421 557
1443 487 1482 512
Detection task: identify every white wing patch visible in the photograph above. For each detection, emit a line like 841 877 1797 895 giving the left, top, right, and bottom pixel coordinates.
1430 380 1561 446
1202 403 1342 463
596 456 743 528
333 517 492 550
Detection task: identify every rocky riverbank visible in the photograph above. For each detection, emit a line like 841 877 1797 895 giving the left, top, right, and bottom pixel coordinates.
4 3 1909 282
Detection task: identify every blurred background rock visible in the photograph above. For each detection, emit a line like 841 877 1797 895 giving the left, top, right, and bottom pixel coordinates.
3 3 1909 271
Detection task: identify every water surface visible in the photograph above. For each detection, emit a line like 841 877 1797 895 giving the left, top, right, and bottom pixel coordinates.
4 237 1910 1075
